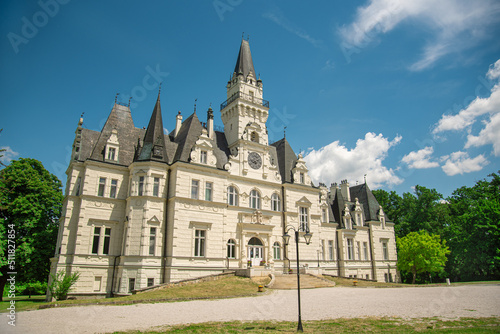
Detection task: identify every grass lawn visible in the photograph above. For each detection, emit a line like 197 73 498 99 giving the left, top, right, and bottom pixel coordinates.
112 317 500 333
0 275 269 312
0 295 46 313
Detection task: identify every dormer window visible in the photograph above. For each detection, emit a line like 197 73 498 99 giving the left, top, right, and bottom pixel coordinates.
300 172 305 184
107 147 116 160
200 150 207 164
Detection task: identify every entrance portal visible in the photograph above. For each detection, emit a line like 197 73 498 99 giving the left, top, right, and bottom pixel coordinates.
248 237 264 267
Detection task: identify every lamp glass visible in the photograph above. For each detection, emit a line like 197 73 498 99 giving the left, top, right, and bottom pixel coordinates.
303 232 312 245
282 232 291 246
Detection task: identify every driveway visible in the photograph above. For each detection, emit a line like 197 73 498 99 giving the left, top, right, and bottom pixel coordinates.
2 285 499 334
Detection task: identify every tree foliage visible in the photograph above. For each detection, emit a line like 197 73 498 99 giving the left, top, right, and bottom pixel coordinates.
397 230 450 284
0 158 63 301
373 171 500 282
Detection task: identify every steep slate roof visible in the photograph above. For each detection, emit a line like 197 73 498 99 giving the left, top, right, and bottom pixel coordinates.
171 112 203 163
271 137 297 183
88 104 145 166
77 128 100 162
136 91 169 163
328 183 383 228
233 39 255 78
349 183 383 222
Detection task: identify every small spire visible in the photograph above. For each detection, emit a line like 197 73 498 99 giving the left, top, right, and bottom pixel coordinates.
115 93 120 103
194 98 197 113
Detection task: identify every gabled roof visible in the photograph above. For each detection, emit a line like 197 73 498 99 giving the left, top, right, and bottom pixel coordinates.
172 112 203 163
271 137 297 183
234 39 256 78
88 104 144 165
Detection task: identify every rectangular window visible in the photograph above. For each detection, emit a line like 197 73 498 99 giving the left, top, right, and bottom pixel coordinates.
108 147 116 160
321 240 326 260
98 177 106 197
200 150 207 164
328 240 334 260
93 277 102 292
110 179 118 198
92 227 101 254
382 241 389 260
357 241 361 261
299 207 308 231
138 176 144 196
147 278 154 287
194 229 206 257
347 238 354 260
322 209 327 223
191 180 199 199
128 278 135 292
363 242 368 260
153 177 160 197
75 177 82 196
389 273 393 283
300 172 305 184
205 182 213 201
366 274 370 280
149 227 156 256
103 228 111 255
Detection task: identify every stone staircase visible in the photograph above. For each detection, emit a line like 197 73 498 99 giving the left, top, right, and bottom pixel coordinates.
270 274 335 289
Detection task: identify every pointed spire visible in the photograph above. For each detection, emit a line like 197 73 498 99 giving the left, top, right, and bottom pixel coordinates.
234 38 256 78
137 87 167 162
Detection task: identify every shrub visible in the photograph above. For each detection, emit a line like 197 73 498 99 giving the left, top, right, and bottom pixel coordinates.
48 271 80 301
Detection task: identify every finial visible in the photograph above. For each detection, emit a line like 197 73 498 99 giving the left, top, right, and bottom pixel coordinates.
364 174 367 184
128 97 132 107
242 32 244 39
115 93 120 103
80 112 85 118
247 34 249 41
284 126 287 138
194 98 197 113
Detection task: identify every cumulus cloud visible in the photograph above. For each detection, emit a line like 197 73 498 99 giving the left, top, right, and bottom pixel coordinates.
304 132 402 189
401 146 439 169
433 59 500 156
0 146 19 165
441 151 489 176
339 0 500 70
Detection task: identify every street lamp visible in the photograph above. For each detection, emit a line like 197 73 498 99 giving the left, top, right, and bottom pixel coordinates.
282 224 312 332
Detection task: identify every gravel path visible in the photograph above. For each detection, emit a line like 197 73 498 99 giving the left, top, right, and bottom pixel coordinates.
2 285 499 334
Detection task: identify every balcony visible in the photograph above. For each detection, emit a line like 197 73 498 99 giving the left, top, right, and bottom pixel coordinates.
220 91 270 111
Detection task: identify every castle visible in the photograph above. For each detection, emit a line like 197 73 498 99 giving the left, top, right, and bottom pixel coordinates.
49 38 398 298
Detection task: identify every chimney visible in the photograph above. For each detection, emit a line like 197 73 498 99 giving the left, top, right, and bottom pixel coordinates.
340 179 350 201
207 107 214 139
174 111 182 137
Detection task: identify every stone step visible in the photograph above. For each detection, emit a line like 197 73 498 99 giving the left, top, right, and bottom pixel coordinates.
271 274 335 289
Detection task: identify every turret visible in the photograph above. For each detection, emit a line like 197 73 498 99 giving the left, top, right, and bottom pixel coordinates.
174 111 182 137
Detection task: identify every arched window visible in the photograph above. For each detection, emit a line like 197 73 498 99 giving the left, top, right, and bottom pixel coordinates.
271 193 281 211
227 239 236 259
273 242 281 260
227 186 238 206
251 131 258 143
249 189 261 209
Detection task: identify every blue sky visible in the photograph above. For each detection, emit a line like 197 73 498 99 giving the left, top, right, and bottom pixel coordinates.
1 0 500 197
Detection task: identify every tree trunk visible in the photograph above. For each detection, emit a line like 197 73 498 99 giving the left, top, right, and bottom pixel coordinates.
412 268 416 284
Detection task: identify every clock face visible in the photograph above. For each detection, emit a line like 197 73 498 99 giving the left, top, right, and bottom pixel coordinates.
248 152 262 169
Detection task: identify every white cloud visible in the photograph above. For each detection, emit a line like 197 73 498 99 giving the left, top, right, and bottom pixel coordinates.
433 59 500 156
401 146 439 169
263 10 323 48
339 0 500 70
0 146 19 165
441 151 489 176
322 59 335 71
303 132 402 189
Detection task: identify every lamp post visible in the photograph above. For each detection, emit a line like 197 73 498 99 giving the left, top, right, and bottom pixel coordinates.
283 225 312 332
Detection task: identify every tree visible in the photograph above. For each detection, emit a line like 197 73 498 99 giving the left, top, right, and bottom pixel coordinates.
445 172 500 281
397 230 450 284
48 270 80 301
0 158 63 301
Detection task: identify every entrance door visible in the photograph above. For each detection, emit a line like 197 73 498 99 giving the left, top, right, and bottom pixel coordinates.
248 237 264 267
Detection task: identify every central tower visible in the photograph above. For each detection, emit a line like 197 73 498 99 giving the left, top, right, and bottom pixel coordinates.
220 38 270 153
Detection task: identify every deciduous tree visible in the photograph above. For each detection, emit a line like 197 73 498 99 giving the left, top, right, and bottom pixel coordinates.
397 230 450 284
